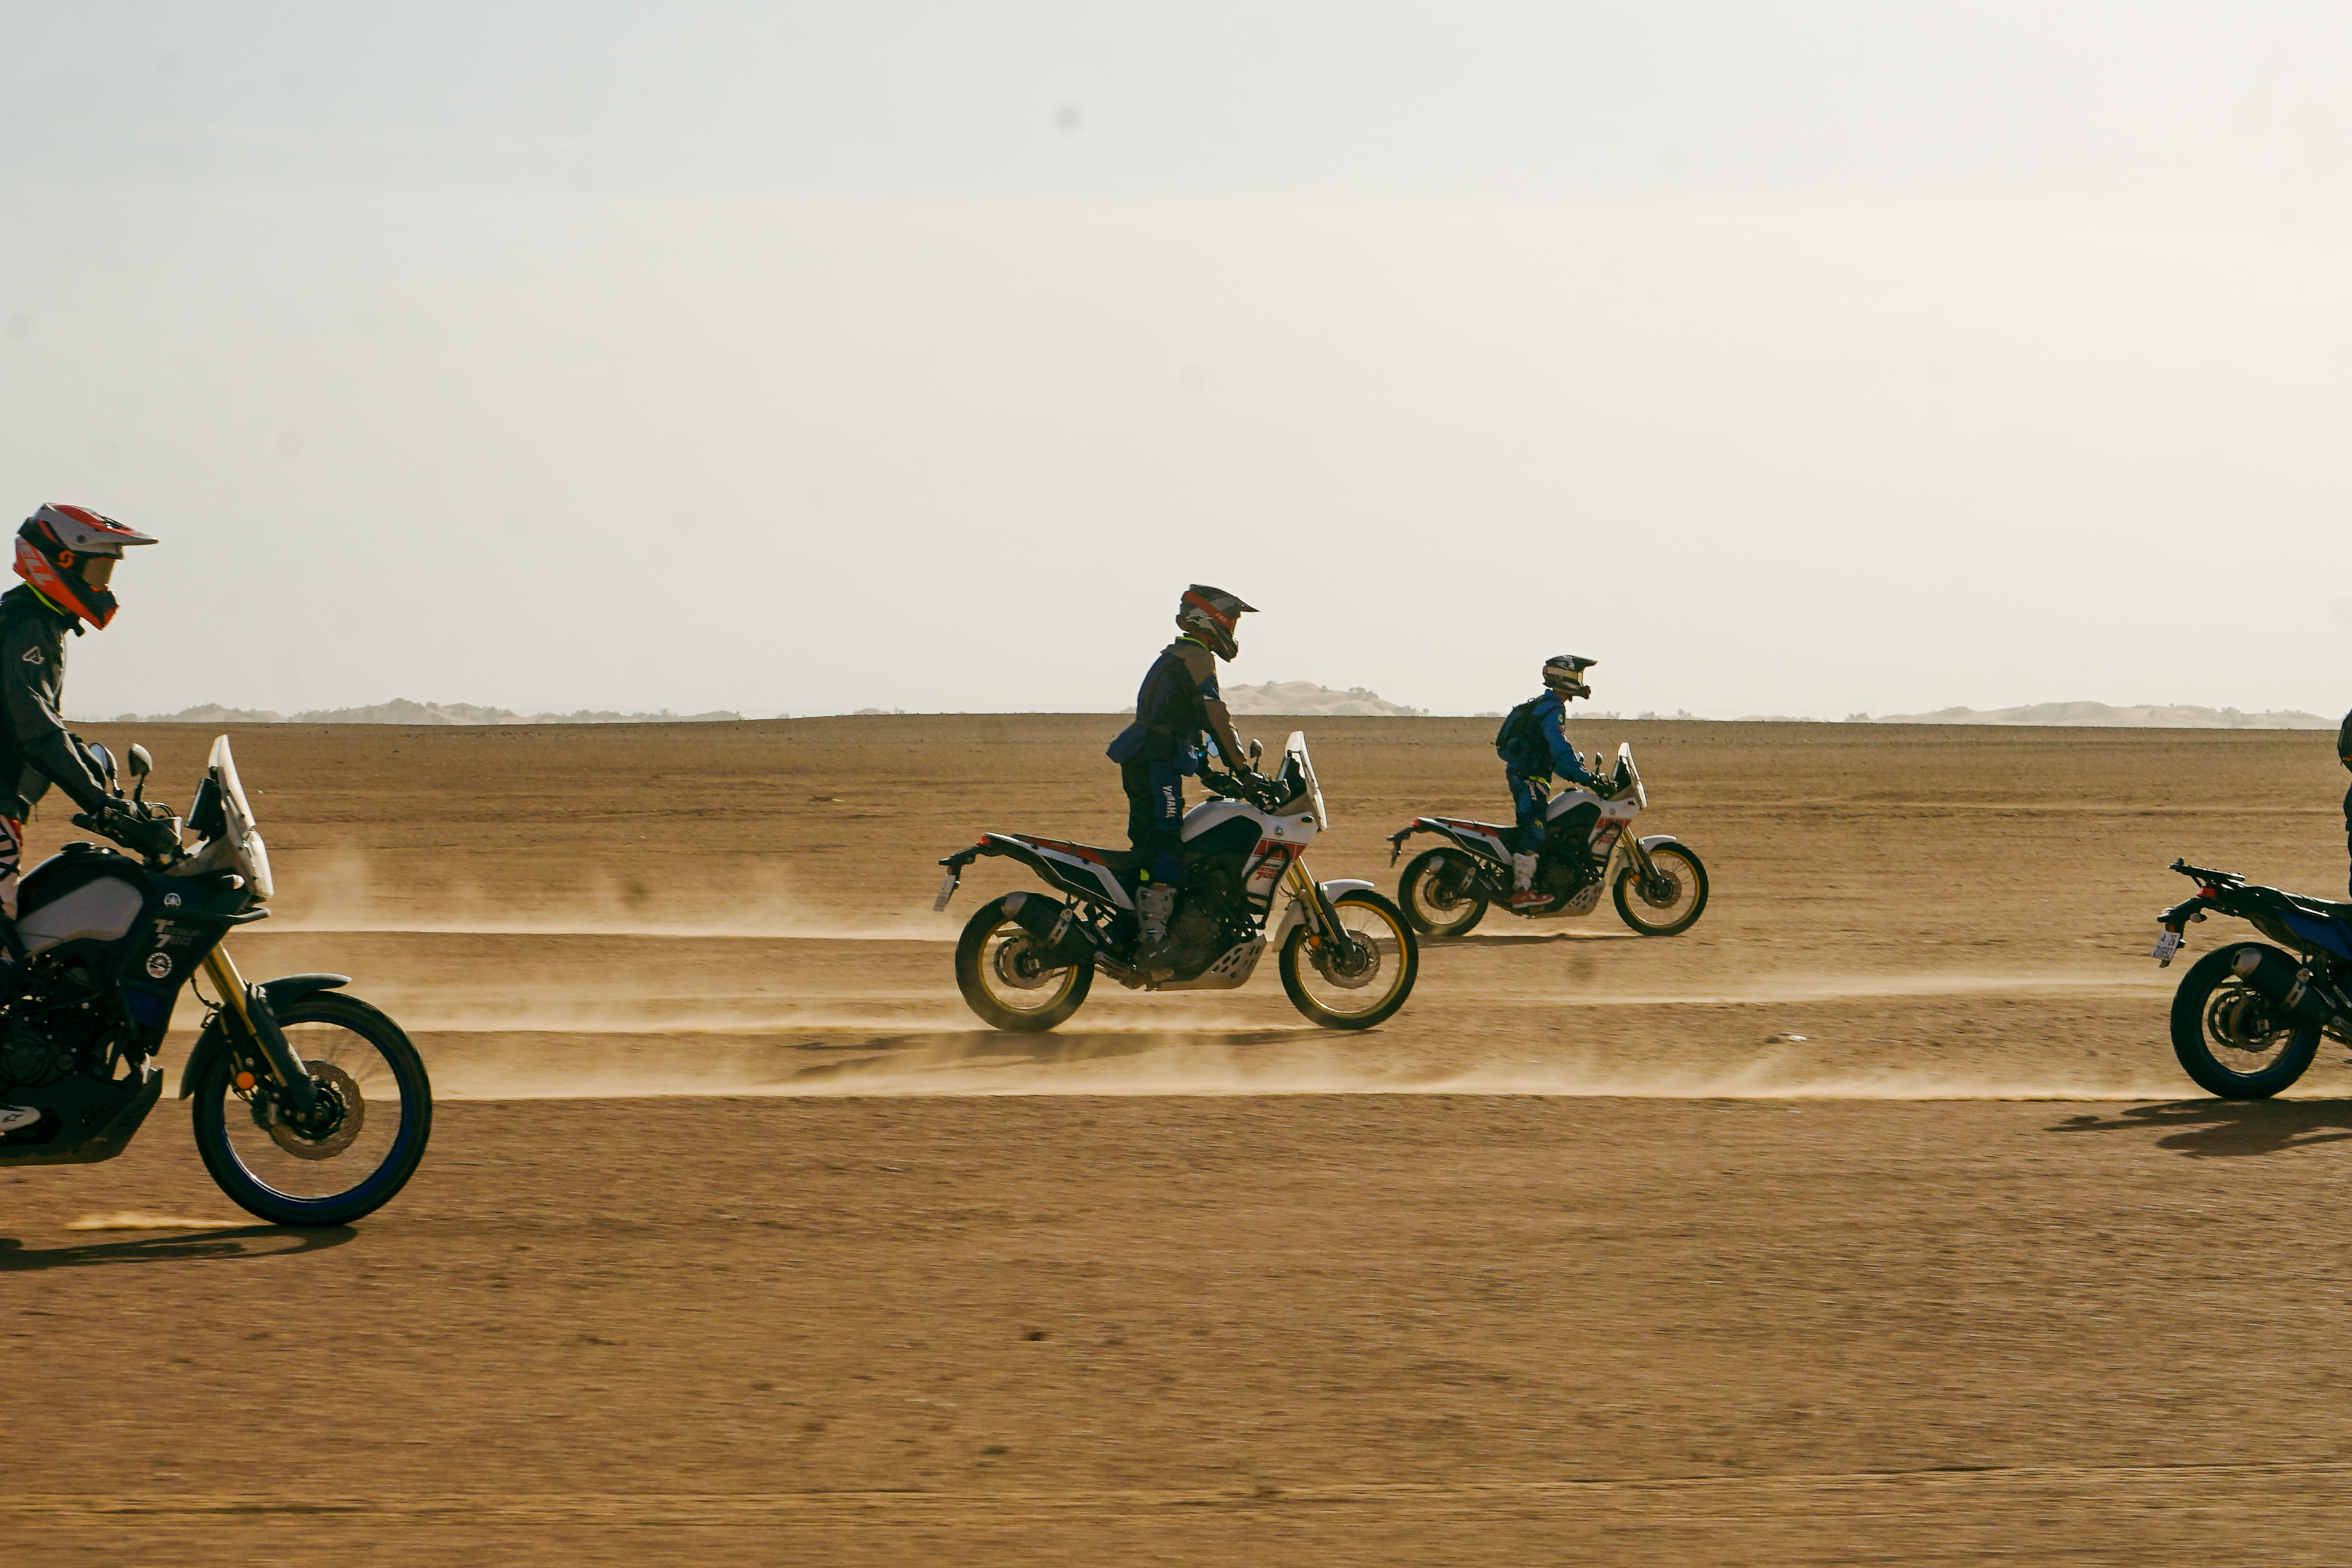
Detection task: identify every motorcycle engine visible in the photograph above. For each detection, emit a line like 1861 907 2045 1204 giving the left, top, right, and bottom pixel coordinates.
1537 857 1592 895
1162 871 1252 977
0 971 111 1089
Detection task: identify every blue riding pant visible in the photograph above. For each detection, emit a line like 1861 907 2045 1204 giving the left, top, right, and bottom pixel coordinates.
1122 757 1185 885
1507 772 1551 857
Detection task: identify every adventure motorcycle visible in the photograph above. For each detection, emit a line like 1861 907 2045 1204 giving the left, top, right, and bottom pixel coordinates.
2152 856 2352 1100
1384 743 1708 938
0 735 431 1225
935 731 1418 1031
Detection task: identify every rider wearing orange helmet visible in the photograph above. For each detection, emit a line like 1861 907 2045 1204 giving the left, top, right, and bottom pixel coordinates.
0 504 174 1132
1105 585 1258 970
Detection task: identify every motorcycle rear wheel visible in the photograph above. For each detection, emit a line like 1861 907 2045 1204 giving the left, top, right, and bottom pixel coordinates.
955 896 1094 1032
1398 849 1489 938
191 993 433 1228
1612 843 1709 936
2170 941 2319 1100
1279 892 1418 1030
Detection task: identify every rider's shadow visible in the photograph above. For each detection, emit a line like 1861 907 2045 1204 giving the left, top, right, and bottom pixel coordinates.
0 1225 355 1272
2047 1100 2352 1159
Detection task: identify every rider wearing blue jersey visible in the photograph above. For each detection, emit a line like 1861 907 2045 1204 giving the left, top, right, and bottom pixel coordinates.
1494 655 1601 910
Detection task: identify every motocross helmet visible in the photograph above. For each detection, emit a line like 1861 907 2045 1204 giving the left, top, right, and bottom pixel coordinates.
1542 653 1597 701
15 504 157 630
1176 584 1256 662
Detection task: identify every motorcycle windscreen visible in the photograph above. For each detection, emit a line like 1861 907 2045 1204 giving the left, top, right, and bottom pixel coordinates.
1284 731 1329 827
206 734 275 900
1616 742 1646 810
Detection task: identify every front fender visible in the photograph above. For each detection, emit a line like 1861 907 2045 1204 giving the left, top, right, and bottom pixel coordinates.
1636 834 1680 851
176 972 351 1098
1273 879 1375 942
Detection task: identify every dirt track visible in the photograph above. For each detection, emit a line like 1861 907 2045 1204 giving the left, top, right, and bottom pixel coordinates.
9 715 2352 1564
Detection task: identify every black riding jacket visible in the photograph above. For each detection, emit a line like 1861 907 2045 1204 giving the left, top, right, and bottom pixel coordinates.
0 584 113 821
1124 637 1245 767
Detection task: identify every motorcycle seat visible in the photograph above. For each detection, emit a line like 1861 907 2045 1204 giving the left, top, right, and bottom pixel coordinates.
1011 835 1154 873
2285 893 2352 922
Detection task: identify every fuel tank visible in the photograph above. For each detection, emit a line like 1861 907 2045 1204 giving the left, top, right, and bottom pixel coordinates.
15 849 147 955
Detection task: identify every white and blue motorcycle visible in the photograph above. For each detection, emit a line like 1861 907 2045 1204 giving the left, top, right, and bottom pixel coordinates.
1386 743 1709 938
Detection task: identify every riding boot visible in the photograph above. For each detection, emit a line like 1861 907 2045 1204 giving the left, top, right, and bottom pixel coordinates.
1508 852 1546 910
1135 884 1178 971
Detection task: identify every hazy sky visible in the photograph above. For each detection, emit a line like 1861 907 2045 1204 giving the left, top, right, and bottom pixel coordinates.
3 3 2348 719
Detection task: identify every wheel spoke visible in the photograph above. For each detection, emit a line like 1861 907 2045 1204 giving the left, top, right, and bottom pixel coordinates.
1617 845 1706 934
1293 901 1411 1018
218 1019 410 1200
977 924 1079 1016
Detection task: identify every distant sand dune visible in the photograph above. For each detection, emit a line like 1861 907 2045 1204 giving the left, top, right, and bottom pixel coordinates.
1222 680 1427 717
1865 700 2331 729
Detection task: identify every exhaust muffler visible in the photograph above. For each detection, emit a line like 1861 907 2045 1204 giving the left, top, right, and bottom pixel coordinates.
1001 891 1100 968
2230 945 2346 1034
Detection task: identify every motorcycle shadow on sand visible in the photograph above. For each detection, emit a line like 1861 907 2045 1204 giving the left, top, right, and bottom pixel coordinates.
1433 929 1647 947
0 1224 355 1273
785 1028 1309 1084
2048 1100 2352 1160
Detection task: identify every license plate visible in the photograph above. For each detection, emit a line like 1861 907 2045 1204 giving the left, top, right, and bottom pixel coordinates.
2152 928 2182 964
932 871 960 912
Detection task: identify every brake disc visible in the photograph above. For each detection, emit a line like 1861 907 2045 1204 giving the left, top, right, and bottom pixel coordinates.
1314 936 1382 989
260 1060 366 1160
993 934 1056 991
2208 984 2283 1052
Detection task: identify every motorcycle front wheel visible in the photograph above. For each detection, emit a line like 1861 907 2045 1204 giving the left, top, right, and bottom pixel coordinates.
1398 849 1489 938
955 895 1095 1032
191 993 433 1227
1613 843 1709 936
1279 892 1418 1030
2170 942 2319 1100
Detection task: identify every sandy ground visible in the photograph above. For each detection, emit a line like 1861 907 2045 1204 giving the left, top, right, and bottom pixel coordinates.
8 714 2352 1564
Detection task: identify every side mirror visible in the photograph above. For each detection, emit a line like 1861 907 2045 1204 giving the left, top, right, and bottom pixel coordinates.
86 741 117 788
127 743 152 803
1246 738 1263 769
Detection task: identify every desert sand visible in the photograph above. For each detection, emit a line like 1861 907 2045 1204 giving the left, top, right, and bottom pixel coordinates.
7 714 2352 1564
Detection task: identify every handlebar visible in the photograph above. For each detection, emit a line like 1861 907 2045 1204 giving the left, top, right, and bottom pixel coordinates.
70 801 181 862
1199 765 1288 814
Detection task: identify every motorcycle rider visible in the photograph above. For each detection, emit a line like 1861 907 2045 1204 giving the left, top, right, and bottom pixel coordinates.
1105 585 1257 971
1 504 172 1135
1494 653 1603 911
2340 705 2352 896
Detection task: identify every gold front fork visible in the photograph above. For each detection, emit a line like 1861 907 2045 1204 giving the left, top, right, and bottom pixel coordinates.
1284 858 1329 947
200 943 281 1087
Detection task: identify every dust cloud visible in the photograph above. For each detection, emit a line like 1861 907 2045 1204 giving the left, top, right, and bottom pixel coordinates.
267 845 957 941
411 1028 2195 1105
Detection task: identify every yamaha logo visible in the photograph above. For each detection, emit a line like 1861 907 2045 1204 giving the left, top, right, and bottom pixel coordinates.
162 892 182 908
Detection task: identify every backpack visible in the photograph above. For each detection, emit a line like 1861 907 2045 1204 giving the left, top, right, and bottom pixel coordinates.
1494 697 1549 774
